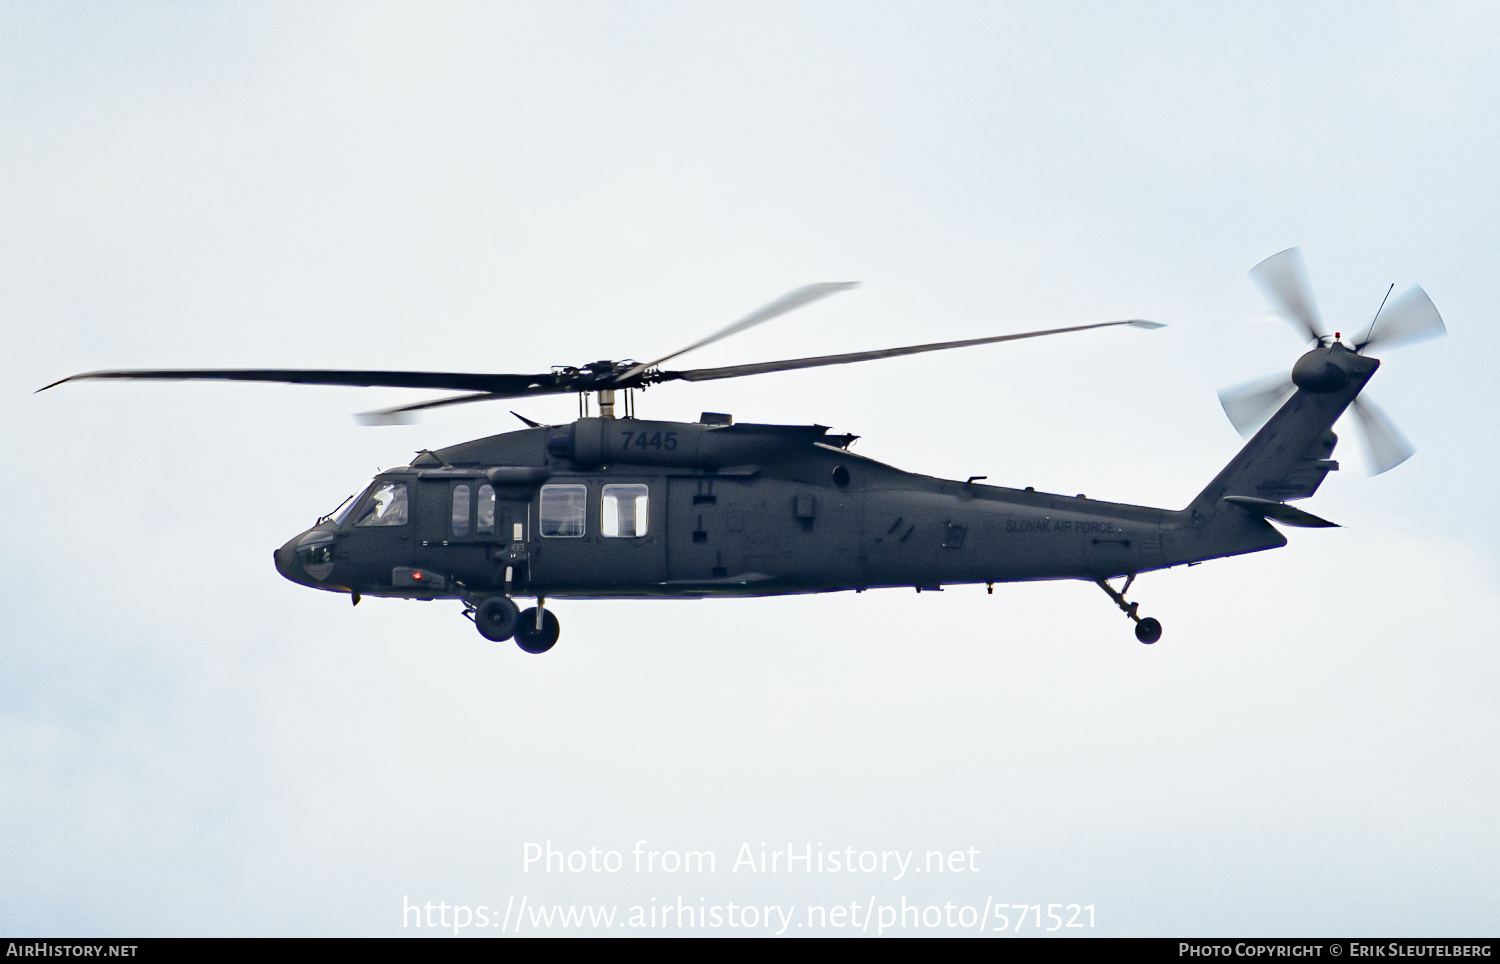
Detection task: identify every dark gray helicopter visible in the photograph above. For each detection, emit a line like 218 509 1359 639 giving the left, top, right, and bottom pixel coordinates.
41 249 1443 653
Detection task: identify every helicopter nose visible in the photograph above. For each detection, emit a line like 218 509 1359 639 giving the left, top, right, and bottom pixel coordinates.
277 528 340 586
274 534 307 585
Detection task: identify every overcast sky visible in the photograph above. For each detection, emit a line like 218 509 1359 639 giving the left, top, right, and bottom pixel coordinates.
3 2 1498 937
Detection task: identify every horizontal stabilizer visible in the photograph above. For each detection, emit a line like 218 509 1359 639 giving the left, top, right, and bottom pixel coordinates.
1222 496 1338 528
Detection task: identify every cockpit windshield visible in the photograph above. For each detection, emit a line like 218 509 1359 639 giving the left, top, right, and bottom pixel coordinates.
354 481 409 527
330 491 362 527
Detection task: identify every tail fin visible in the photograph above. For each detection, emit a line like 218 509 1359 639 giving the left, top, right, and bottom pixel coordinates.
1164 352 1379 567
1189 356 1376 518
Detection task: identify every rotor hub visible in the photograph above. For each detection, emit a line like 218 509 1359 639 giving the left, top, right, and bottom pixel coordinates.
1291 345 1352 392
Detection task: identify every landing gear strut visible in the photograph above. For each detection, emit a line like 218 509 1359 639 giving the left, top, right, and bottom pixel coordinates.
464 595 561 652
1095 575 1162 644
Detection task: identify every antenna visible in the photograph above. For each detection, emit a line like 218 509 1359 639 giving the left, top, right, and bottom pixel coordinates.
1358 283 1396 353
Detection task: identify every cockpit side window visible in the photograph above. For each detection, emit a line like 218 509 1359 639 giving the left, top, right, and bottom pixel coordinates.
539 483 587 538
602 484 649 537
452 484 471 537
355 482 409 527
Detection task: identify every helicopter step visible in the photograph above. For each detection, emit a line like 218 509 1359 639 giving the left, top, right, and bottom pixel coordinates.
1095 575 1162 644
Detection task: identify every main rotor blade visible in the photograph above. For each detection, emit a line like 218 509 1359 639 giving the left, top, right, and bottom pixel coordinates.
1358 285 1446 353
1217 371 1296 438
617 281 858 381
1250 247 1324 344
38 368 560 395
356 391 518 426
663 319 1164 384
1350 395 1414 475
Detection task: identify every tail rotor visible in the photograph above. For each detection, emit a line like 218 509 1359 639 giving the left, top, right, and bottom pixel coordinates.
1348 395 1416 475
1356 284 1446 353
1217 372 1296 437
1219 247 1444 475
1248 246 1325 345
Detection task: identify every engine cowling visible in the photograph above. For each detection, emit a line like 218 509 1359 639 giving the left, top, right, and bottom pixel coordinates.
546 418 823 469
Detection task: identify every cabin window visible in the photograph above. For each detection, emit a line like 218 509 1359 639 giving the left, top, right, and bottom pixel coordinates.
476 485 495 535
539 484 587 538
602 484 649 538
354 482 408 527
451 485 471 537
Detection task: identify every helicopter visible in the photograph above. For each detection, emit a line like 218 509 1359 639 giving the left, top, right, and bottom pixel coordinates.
40 248 1444 653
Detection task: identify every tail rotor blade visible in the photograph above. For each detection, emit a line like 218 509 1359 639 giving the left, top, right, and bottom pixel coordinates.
1249 247 1324 344
1350 395 1415 474
1358 285 1446 353
1218 372 1296 437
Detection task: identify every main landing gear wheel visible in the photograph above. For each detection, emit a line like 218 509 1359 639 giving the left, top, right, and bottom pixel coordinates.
473 596 520 642
513 607 560 654
1095 576 1164 645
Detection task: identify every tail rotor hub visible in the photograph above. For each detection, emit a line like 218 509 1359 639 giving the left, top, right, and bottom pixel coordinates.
1291 345 1351 392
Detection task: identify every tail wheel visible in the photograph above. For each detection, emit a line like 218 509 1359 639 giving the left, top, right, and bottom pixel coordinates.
474 596 520 642
514 608 560 654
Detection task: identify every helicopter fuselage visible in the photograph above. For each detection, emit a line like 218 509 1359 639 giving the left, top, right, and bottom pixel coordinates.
274 414 1272 605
